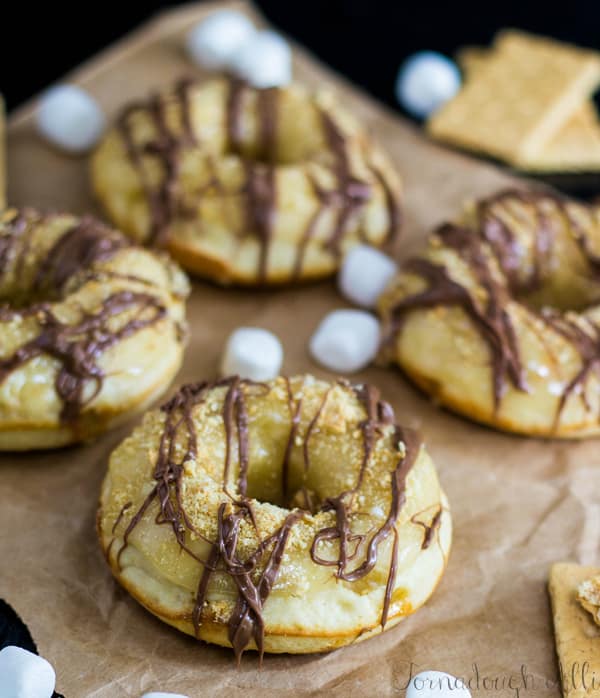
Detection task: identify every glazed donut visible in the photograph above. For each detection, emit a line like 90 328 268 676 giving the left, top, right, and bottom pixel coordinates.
91 76 402 285
98 375 451 657
0 208 189 450
379 188 600 438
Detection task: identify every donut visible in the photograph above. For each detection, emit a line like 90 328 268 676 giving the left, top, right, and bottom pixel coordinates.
98 375 451 657
378 188 600 438
90 76 402 285
0 208 189 450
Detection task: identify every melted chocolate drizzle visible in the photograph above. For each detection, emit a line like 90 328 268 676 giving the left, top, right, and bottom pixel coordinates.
387 224 526 409
411 505 443 551
117 76 400 281
387 189 600 427
33 217 128 295
0 291 167 422
541 309 600 426
476 189 555 292
321 112 372 256
0 210 37 283
117 78 197 247
0 212 170 423
113 378 423 660
477 188 600 290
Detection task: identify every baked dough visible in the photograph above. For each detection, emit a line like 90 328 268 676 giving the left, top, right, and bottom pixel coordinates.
0 208 189 450
379 189 600 438
91 76 402 285
98 375 451 657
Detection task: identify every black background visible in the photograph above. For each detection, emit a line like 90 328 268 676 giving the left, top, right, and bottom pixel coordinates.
2 0 599 115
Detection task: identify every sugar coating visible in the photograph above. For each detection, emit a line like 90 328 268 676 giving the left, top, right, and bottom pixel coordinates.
339 244 398 308
98 375 450 650
91 76 402 285
309 309 380 372
0 646 56 698
378 189 600 438
186 10 256 70
36 85 105 153
0 209 189 450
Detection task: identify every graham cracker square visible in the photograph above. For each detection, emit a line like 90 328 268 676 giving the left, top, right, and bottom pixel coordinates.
549 562 600 698
428 30 600 167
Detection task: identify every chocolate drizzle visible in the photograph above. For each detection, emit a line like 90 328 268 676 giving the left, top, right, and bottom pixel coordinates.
33 217 127 295
117 382 211 566
282 376 302 499
222 375 251 495
541 310 600 426
0 291 167 422
0 210 36 283
477 189 555 292
226 78 247 154
476 188 600 290
411 506 443 551
225 79 279 280
387 224 527 409
117 78 197 247
116 76 399 281
113 378 424 660
370 165 403 248
321 112 372 256
386 189 600 428
243 163 276 280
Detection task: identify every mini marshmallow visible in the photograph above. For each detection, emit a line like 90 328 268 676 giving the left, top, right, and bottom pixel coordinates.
339 244 398 308
141 693 190 698
0 646 56 698
395 51 461 119
406 670 472 698
221 327 283 381
309 310 380 373
186 10 256 70
230 30 292 88
36 84 106 154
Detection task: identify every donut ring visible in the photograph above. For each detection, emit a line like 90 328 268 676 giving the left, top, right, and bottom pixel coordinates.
91 76 402 285
379 189 600 438
0 208 189 450
98 375 451 657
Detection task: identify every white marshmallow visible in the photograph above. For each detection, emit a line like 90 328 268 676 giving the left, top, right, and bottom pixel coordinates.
395 51 461 119
221 327 283 381
339 244 398 308
186 10 256 70
309 310 380 373
0 646 56 698
406 670 472 698
230 30 292 88
36 84 106 154
141 693 190 698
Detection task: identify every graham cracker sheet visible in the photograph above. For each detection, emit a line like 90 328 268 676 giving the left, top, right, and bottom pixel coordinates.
3 2 600 696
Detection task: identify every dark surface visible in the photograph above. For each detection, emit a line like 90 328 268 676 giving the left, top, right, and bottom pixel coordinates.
0 598 65 697
2 0 599 114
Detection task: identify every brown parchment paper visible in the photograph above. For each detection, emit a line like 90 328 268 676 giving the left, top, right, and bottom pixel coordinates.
3 2 599 696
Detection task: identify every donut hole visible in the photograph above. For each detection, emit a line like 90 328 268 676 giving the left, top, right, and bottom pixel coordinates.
230 384 383 514
224 88 328 167
469 194 600 313
242 425 359 515
0 211 133 308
